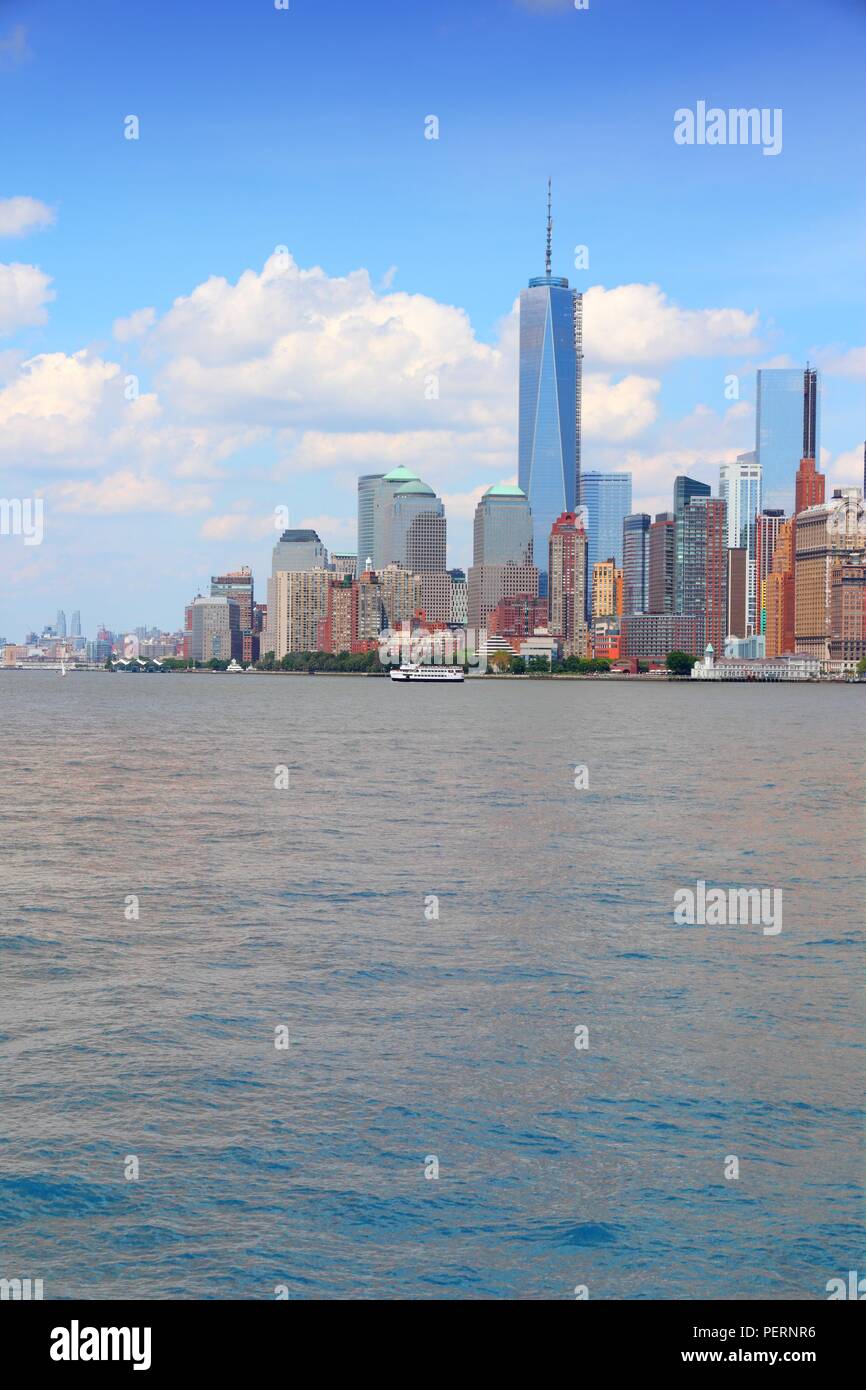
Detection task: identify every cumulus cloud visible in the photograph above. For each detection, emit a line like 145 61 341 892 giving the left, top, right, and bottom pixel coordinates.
0 262 55 335
819 346 866 379
0 197 55 238
113 306 156 342
55 470 212 516
583 283 760 367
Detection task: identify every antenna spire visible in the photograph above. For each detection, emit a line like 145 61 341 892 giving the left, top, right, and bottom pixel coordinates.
545 177 552 277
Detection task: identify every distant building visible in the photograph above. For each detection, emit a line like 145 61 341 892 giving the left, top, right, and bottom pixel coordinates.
622 513 650 615
648 512 676 614
795 489 866 660
726 547 748 639
754 509 786 633
379 564 422 628
756 366 821 502
725 634 766 659
620 613 702 661
692 643 820 681
357 474 384 571
419 571 452 624
591 558 623 623
56 609 67 638
764 518 796 657
829 554 866 667
448 569 467 625
190 596 240 662
673 475 711 613
581 472 631 614
211 567 254 630
271 570 331 657
795 455 825 515
467 563 539 633
473 484 533 566
720 455 761 627
330 554 358 580
272 528 327 573
70 610 81 638
548 511 589 657
681 496 728 653
487 593 548 641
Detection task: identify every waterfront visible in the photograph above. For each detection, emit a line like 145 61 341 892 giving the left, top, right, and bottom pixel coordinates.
1 673 863 1299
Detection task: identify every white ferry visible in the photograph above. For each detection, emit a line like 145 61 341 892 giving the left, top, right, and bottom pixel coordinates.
389 662 464 683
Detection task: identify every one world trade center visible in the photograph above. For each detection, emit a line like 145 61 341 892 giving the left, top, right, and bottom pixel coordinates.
518 181 583 595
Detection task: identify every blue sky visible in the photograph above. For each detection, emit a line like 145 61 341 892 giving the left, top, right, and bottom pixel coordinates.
0 0 863 636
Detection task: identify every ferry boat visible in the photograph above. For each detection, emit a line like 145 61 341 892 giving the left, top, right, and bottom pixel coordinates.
389 662 464 683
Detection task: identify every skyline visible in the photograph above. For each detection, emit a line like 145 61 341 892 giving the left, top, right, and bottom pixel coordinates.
1 0 864 633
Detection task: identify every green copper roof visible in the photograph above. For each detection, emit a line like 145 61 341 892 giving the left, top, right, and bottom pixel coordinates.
484 483 526 498
396 479 436 495
382 465 420 483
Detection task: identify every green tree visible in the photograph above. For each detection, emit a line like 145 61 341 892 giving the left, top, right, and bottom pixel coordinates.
666 650 697 676
856 657 866 676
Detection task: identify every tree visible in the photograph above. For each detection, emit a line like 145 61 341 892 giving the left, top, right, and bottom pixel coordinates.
856 657 866 677
510 655 526 674
666 650 697 676
489 649 512 672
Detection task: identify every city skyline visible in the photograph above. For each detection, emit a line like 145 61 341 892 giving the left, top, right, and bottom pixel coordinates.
0 0 864 636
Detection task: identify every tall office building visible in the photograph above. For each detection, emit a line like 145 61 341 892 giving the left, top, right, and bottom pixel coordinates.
764 519 795 658
795 489 866 660
681 496 728 652
391 480 446 571
272 528 327 574
591 559 623 622
756 366 821 502
795 455 825 514
190 596 240 662
829 555 866 666
719 455 762 629
754 510 786 633
357 474 384 571
548 511 589 657
622 513 651 615
211 567 254 630
648 512 675 614
673 475 711 613
582 471 632 614
448 569 467 625
473 484 533 565
369 466 421 570
56 609 67 638
518 182 582 593
726 548 748 638
330 554 357 580
70 610 81 638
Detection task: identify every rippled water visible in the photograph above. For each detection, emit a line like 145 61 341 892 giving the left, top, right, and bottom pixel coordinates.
1 670 863 1299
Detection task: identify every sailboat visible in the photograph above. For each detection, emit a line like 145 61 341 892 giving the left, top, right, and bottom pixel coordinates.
60 659 68 677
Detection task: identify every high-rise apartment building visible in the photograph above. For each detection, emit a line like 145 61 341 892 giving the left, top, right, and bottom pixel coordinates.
518 183 582 593
754 509 786 633
330 554 358 580
271 569 331 657
448 569 467 625
829 555 866 667
726 547 748 639
764 518 795 658
467 564 540 633
379 564 422 628
622 513 651 615
592 559 623 622
210 567 254 630
648 512 675 614
756 366 821 502
719 454 762 628
673 476 711 613
795 488 866 660
548 511 589 657
681 496 728 652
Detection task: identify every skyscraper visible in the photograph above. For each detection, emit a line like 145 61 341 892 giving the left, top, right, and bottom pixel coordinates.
518 182 583 593
357 474 384 571
70 610 81 638
719 454 762 629
673 475 711 613
548 511 589 657
794 488 866 660
581 472 632 614
190 596 240 662
622 513 651 615
473 484 533 565
756 366 821 503
391 480 446 571
681 496 728 652
56 609 66 638
795 454 825 514
764 519 795 658
754 509 786 633
648 512 675 614
370 466 420 570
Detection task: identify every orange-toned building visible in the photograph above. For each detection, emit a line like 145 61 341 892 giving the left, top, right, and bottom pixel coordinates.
795 456 825 515
764 518 795 657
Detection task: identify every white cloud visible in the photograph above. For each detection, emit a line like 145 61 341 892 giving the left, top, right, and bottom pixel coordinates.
55 470 212 516
583 283 760 367
826 445 864 488
0 197 55 238
583 372 660 440
819 346 866 380
113 306 156 342
0 262 55 335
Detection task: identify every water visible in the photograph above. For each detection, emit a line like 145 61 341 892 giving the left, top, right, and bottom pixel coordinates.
1 671 863 1299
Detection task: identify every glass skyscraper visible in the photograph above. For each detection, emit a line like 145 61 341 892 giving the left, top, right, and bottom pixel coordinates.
673 475 711 613
622 512 651 615
719 453 762 629
755 367 821 504
581 471 632 614
518 184 582 594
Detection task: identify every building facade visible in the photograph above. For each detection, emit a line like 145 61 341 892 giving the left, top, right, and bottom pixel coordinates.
829 554 866 667
473 484 533 566
681 496 728 653
648 512 675 614
271 569 331 657
795 489 866 660
756 366 821 502
719 455 762 628
764 518 795 658
548 511 589 657
622 513 651 615
673 475 711 613
581 472 632 614
190 596 240 662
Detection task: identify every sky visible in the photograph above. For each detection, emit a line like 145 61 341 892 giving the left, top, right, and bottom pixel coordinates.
0 0 864 638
